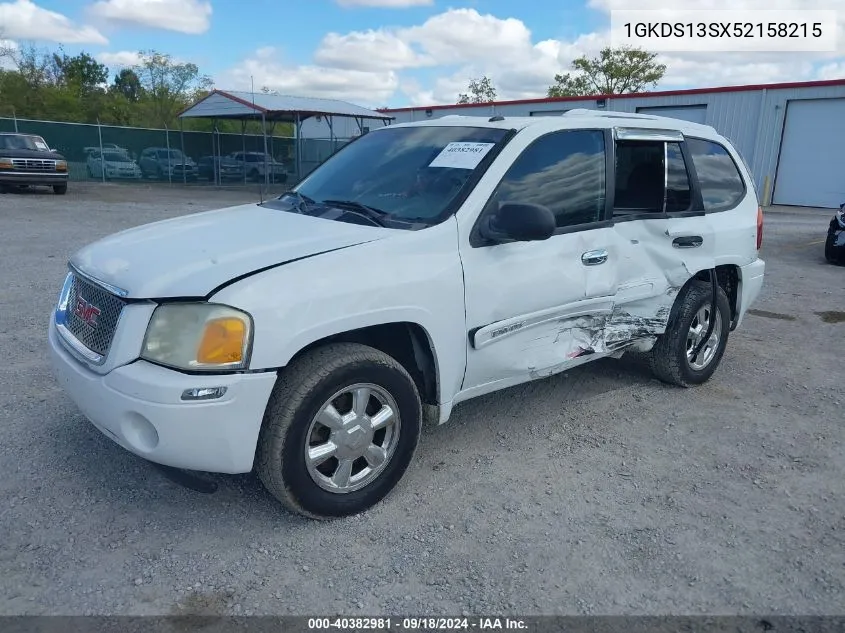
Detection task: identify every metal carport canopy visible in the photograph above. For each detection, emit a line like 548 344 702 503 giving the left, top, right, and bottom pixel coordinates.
178 89 394 184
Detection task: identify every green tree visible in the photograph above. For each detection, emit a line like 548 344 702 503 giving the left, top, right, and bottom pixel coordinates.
52 50 108 93
547 46 666 97
112 69 143 102
0 39 298 139
457 76 497 104
132 50 213 127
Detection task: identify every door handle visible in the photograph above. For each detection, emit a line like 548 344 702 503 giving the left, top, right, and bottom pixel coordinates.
672 236 703 248
581 249 608 266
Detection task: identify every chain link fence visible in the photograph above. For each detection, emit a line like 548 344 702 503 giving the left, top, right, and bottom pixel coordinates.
0 117 351 186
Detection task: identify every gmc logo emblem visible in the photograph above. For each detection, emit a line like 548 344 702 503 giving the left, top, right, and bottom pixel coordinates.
73 296 101 328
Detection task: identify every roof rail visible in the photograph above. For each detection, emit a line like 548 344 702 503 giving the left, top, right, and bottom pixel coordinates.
562 108 661 120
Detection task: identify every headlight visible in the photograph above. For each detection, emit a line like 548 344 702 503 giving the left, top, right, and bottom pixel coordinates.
141 303 253 371
0 157 13 169
55 160 67 171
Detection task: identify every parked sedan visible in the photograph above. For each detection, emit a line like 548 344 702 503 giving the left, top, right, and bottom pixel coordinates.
87 150 142 180
825 203 845 264
197 155 243 182
139 147 198 181
228 151 287 183
83 143 130 159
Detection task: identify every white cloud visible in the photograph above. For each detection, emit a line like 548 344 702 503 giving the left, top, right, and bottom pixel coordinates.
0 38 17 69
335 0 432 6
221 4 845 109
89 0 211 34
310 8 568 103
817 61 845 79
216 47 399 107
402 9 534 63
0 0 107 44
658 56 818 87
96 50 143 68
315 30 433 71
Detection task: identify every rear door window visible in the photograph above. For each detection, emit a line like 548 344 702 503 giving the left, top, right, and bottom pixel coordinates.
613 140 694 215
686 138 746 211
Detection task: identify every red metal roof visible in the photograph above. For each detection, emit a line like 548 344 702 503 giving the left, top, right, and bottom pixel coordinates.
378 78 845 114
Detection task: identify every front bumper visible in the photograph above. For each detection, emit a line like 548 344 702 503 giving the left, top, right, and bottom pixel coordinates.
0 171 68 185
48 316 277 474
733 257 766 329
108 171 142 179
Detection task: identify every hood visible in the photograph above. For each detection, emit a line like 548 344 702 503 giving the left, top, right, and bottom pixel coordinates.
70 203 391 298
1 148 65 160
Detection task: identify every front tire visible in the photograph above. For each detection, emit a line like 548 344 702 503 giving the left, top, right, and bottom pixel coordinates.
649 280 730 387
825 229 842 264
256 342 422 519
53 184 68 195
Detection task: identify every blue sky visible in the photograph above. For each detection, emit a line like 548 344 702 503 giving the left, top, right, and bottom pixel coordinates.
1 0 843 108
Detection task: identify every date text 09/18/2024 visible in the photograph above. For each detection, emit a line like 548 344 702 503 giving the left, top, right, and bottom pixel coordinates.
307 617 528 630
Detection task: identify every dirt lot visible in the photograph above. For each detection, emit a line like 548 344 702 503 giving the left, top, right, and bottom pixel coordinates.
0 182 843 616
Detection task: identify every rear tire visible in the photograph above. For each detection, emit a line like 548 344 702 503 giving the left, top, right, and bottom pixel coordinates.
256 342 422 519
649 280 730 387
53 184 68 195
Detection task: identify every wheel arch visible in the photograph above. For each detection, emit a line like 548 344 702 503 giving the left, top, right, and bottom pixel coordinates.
682 263 741 328
280 321 441 407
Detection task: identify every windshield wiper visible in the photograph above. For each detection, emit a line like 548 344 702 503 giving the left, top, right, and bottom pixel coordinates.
278 190 315 213
320 199 389 227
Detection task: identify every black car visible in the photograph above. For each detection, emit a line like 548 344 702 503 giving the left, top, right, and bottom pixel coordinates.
0 133 69 195
825 203 845 265
197 155 243 182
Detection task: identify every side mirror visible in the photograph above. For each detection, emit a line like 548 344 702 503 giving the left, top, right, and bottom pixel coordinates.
480 202 556 243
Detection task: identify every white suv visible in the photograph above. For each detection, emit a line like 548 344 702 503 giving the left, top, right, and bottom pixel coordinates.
48 110 765 519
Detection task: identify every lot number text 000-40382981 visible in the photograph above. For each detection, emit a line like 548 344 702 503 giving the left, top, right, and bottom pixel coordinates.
609 9 838 52
307 617 528 630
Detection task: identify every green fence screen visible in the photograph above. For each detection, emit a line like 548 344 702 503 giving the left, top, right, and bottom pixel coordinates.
0 117 350 185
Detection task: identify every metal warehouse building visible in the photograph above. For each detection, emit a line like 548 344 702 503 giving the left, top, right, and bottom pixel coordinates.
302 79 845 209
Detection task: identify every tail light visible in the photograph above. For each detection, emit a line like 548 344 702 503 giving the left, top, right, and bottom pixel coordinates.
756 206 764 251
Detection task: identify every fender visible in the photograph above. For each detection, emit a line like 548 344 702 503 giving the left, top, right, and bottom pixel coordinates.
209 219 469 407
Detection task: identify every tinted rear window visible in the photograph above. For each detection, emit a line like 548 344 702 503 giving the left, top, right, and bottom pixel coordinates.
686 138 746 211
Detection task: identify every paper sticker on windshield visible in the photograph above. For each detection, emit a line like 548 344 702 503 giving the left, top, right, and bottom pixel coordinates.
34 140 49 151
428 142 495 169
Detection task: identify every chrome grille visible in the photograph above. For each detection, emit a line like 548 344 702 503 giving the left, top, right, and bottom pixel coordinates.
63 274 126 357
11 158 56 172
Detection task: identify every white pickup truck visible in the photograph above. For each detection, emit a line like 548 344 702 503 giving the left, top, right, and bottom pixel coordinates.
49 110 765 519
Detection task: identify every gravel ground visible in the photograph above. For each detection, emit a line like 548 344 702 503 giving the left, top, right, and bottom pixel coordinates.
0 182 843 616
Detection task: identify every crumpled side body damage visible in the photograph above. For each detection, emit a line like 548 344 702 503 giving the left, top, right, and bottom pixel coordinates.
469 284 683 384
467 229 700 387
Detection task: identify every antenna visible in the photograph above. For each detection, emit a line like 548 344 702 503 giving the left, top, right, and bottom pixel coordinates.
251 75 264 204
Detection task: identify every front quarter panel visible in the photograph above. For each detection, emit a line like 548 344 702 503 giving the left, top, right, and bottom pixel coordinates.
210 218 467 405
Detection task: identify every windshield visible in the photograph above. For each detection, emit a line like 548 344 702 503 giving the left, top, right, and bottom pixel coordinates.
277 125 509 227
103 152 129 162
0 135 48 151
